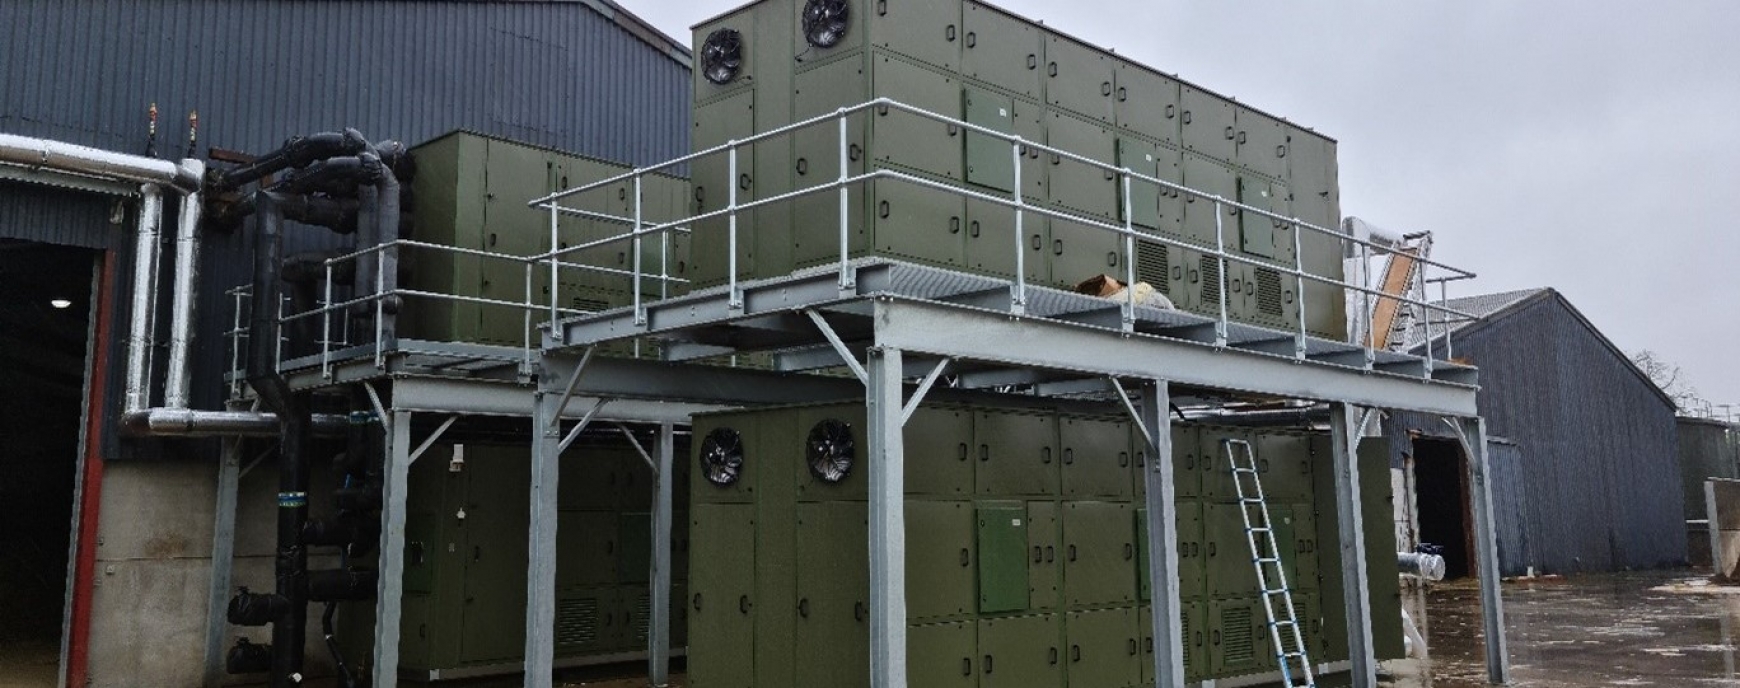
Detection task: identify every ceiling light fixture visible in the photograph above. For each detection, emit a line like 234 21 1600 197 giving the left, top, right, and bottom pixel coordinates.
50 299 72 309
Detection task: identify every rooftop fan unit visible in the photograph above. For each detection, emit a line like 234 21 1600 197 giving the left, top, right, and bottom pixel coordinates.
806 418 855 483
699 427 746 486
701 28 745 85
801 0 851 49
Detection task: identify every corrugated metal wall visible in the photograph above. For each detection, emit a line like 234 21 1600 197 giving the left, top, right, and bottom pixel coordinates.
1485 439 1531 575
1679 418 1739 520
1384 294 1686 575
0 0 692 437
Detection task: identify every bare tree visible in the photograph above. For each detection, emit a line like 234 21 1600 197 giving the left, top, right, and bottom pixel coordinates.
1631 349 1706 412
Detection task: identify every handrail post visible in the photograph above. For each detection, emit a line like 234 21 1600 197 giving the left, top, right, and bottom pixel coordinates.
1292 220 1307 360
548 202 562 343
1010 138 1027 316
1213 200 1229 348
1418 254 1435 376
374 249 386 369
1440 280 1453 360
1120 169 1136 333
838 112 854 293
321 262 334 379
1361 242 1375 370
524 260 535 375
633 175 646 326
728 142 742 311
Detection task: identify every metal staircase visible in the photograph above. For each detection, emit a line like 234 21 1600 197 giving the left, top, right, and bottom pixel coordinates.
1225 438 1315 687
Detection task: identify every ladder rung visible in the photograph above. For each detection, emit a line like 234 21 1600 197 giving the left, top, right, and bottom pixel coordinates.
1232 467 1258 473
1255 557 1281 564
1247 526 1272 533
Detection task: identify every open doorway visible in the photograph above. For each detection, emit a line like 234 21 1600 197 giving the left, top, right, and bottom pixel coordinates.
1413 436 1474 579
0 241 98 685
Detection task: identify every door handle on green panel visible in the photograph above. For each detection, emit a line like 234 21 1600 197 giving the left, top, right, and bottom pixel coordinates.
1118 451 1128 468
1212 630 1221 645
1049 647 1059 665
693 593 703 611
1102 82 1113 97
961 658 972 676
1237 131 1248 144
876 0 886 14
979 444 989 462
957 443 969 461
798 598 809 618
1124 543 1134 560
1207 542 1216 557
1048 62 1058 77
969 220 980 238
983 655 993 674
1042 446 1053 463
738 174 751 191
855 601 867 621
1128 638 1138 655
1028 54 1039 70
1182 110 1192 125
1031 234 1043 251
1166 104 1177 119
1071 645 1081 662
1053 239 1063 256
960 548 971 567
738 595 751 614
965 31 976 48
1117 87 1128 102
946 25 957 42
1033 545 1043 563
1045 545 1055 562
1106 251 1118 267
796 158 809 176
1062 448 1074 465
879 201 891 219
950 217 961 234
1225 126 1236 140
1067 544 1077 562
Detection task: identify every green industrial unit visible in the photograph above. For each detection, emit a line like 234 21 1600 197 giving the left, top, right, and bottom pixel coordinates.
402 131 691 346
688 0 1346 338
340 439 691 681
687 402 1401 687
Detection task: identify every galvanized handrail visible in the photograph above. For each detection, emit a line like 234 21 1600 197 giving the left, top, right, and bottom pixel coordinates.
532 97 1479 372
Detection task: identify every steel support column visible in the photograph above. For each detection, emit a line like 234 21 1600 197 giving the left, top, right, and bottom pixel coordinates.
1330 404 1375 687
202 436 243 687
1138 381 1185 687
525 389 563 688
648 423 676 687
1451 417 1510 685
867 347 907 688
371 410 414 688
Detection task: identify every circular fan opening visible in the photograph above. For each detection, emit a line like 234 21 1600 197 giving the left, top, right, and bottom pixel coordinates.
699 426 745 487
806 418 856 484
801 0 851 49
701 29 745 85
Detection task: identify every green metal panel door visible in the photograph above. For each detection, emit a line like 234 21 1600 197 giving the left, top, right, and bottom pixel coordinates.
1236 175 1277 260
1181 154 1237 248
1269 505 1319 592
976 501 1030 614
1027 500 1062 611
1152 145 1185 241
557 511 620 588
872 177 966 267
795 502 870 688
1137 424 1200 500
618 512 652 584
1114 63 1181 146
458 448 531 664
1139 501 1203 602
1209 598 1265 677
975 410 1058 497
1044 36 1113 123
796 403 870 501
1179 86 1234 163
965 87 1016 192
871 55 965 181
1199 426 1254 501
1205 502 1261 599
1234 106 1288 181
908 621 978 688
966 198 1049 283
1116 137 1162 231
1064 607 1140 688
1138 603 1206 684
792 57 871 269
1060 416 1132 499
1062 501 1136 607
871 0 964 72
907 406 975 497
1013 98 1049 202
962 1 1043 98
979 614 1063 688
1050 214 1122 291
1256 432 1313 505
479 140 555 344
688 503 756 688
908 499 977 621
690 92 757 287
1046 111 1118 218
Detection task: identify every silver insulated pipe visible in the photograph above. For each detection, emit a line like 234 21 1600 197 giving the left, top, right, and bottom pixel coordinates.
163 159 207 409
0 132 200 192
123 185 166 414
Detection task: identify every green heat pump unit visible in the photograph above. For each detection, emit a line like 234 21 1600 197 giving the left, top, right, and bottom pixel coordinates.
688 0 1345 339
401 131 692 347
686 401 1401 688
340 438 691 681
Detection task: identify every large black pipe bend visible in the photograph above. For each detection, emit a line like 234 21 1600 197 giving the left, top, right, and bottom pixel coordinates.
216 129 368 193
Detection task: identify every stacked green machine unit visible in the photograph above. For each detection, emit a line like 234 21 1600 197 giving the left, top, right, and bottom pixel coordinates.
688 0 1345 338
341 440 691 680
688 403 1400 687
402 131 691 346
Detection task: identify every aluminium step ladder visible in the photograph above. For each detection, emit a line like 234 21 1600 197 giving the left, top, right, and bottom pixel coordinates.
1225 438 1315 687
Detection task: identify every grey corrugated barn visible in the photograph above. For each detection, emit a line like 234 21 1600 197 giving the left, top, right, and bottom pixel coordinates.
0 2 689 686
1385 288 1685 578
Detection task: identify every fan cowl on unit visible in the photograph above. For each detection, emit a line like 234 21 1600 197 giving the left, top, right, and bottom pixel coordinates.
701 29 745 85
806 418 855 483
802 0 851 49
700 426 746 486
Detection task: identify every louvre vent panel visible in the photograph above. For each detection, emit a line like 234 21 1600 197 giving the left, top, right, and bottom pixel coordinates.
1136 243 1170 294
1223 606 1254 662
1256 268 1283 315
1200 254 1222 306
632 593 653 643
556 597 601 647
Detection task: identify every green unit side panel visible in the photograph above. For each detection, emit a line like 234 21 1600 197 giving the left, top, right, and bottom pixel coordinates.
1180 85 1235 163
1114 63 1181 146
962 1 1044 98
977 501 1031 614
455 447 533 664
966 197 1049 284
1060 416 1132 499
1314 436 1405 664
1234 105 1289 181
790 55 868 268
1208 598 1265 677
1050 213 1123 289
908 406 976 497
557 511 620 588
1116 137 1162 231
1062 501 1136 608
976 410 1059 496
690 91 758 288
796 403 871 501
618 512 652 583
1138 501 1203 602
965 87 1017 192
1044 34 1113 123
1204 501 1262 599
873 0 965 73
795 502 870 688
402 132 486 344
909 621 978 688
979 614 1064 688
1137 424 1200 500
1199 426 1256 501
689 503 756 688
1046 111 1118 219
1256 431 1314 505
1268 504 1319 592
872 177 967 267
1236 175 1279 260
1027 500 1062 611
872 54 966 181
1180 154 1237 248
1138 602 1206 684
1064 607 1141 688
909 499 978 621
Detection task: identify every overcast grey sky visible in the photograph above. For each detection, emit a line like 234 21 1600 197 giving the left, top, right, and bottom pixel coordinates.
627 0 1740 410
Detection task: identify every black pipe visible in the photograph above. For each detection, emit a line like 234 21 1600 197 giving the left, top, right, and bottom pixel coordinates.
216 129 369 192
276 158 370 198
320 602 359 688
246 192 311 688
210 193 367 235
307 568 378 602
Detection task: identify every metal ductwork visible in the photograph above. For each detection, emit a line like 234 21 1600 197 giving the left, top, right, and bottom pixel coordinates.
120 408 350 438
0 132 202 191
164 159 207 409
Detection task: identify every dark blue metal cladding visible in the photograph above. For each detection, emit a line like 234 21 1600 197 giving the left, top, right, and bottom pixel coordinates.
1383 293 1686 575
0 0 691 430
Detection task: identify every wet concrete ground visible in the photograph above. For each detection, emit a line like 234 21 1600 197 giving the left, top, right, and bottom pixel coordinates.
1408 569 1740 687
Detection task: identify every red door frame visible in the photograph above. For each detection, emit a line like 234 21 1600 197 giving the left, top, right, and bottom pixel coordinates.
64 247 117 687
